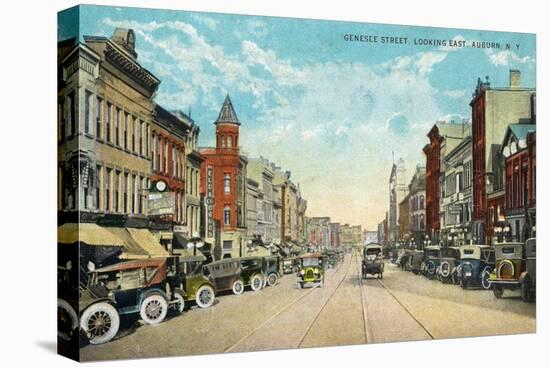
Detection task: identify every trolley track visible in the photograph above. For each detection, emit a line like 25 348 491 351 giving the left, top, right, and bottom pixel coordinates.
224 252 351 353
296 252 360 347
358 261 436 342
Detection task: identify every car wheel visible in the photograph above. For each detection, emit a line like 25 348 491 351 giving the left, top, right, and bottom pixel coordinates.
480 268 492 290
267 273 278 287
493 285 504 299
196 285 215 308
58 299 78 341
140 294 168 325
250 274 263 292
172 289 185 314
232 279 245 295
80 302 120 345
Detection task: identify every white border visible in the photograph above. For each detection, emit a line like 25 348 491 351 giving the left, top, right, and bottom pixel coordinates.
0 1 546 366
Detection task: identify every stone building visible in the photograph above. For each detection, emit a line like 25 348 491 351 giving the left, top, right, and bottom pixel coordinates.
408 165 426 249
398 193 410 241
388 158 407 243
58 29 167 261
246 178 261 239
199 95 248 259
296 186 308 245
470 70 536 245
308 217 331 249
440 126 473 246
247 157 277 243
330 222 341 247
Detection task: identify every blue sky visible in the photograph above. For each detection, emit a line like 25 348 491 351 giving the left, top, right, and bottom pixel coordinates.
59 5 536 229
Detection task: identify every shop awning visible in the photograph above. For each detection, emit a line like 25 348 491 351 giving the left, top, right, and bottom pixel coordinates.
105 227 169 259
58 223 124 247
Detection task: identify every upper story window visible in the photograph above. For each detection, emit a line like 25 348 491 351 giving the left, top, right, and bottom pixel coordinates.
224 206 231 225
96 97 102 139
84 91 92 134
224 174 231 194
227 136 232 148
106 102 112 143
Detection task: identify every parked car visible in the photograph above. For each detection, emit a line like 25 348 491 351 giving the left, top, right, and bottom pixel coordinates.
362 244 384 279
297 253 326 288
283 256 300 274
239 257 267 291
262 255 282 287
396 249 412 271
489 241 535 301
203 258 247 295
436 246 461 284
457 245 495 290
324 250 337 268
80 258 178 345
421 246 441 279
405 250 424 274
165 254 216 310
521 238 536 302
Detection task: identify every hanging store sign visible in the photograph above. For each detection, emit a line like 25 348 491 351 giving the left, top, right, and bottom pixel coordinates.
148 192 175 216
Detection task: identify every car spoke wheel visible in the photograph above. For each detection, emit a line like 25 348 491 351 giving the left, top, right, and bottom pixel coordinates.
267 273 278 287
173 289 185 314
250 274 263 292
196 285 215 308
140 294 168 325
481 268 492 290
58 299 78 341
232 279 244 295
80 302 120 345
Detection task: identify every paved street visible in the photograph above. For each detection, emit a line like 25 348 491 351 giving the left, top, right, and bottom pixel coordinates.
81 253 535 361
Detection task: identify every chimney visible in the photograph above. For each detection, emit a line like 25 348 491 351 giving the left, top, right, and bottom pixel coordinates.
509 69 521 89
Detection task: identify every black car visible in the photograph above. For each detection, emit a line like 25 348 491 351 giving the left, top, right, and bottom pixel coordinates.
457 245 495 290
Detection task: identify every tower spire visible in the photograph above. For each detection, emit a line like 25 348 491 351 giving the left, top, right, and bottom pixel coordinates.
215 94 240 125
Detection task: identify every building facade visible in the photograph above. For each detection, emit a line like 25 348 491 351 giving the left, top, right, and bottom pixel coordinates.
470 70 536 245
423 121 469 244
501 125 536 242
398 193 410 241
388 158 407 243
408 165 426 249
200 95 248 259
58 29 159 229
440 127 473 246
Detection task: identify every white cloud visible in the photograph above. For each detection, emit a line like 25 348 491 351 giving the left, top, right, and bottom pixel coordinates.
190 14 218 31
486 49 535 66
442 89 467 99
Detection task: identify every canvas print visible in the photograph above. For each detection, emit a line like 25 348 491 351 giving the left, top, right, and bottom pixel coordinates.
57 4 537 362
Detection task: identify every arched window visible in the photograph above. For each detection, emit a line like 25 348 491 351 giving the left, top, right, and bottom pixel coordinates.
227 136 232 148
419 195 425 210
420 214 425 230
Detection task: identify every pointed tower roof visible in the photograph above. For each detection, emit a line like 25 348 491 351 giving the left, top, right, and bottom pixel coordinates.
215 94 240 125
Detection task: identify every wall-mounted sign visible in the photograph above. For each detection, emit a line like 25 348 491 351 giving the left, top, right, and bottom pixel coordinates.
148 192 175 216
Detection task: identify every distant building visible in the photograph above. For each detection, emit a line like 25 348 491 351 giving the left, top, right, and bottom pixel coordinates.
408 165 426 249
330 222 341 247
388 158 407 243
363 230 378 245
398 193 410 242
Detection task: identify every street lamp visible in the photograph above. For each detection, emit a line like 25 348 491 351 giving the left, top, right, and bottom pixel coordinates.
186 232 204 256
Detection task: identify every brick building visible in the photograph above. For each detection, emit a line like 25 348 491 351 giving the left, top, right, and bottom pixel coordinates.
470 70 536 244
200 95 248 259
423 121 469 244
500 125 536 242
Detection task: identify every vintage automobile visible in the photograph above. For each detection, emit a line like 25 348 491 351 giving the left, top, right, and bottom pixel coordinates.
204 258 247 295
282 256 300 274
436 246 461 284
325 250 337 269
457 245 495 290
421 246 441 279
489 241 535 301
165 254 216 310
521 238 536 302
57 260 80 344
239 257 269 291
296 253 326 288
80 258 179 345
405 250 424 274
262 255 282 287
362 244 384 279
